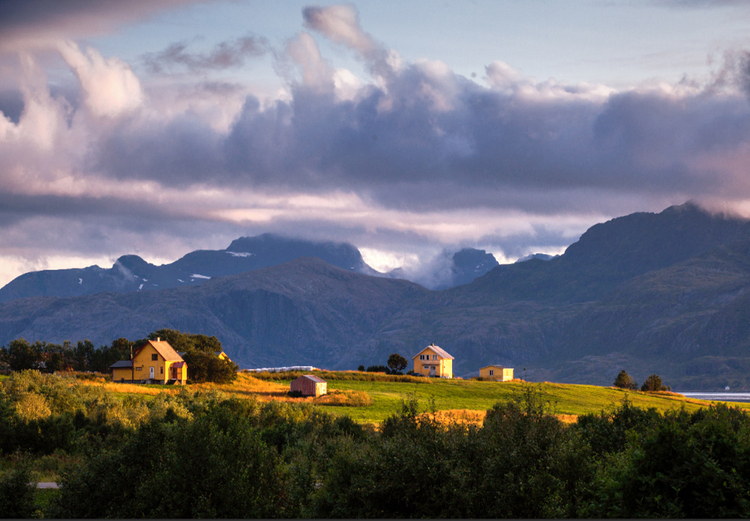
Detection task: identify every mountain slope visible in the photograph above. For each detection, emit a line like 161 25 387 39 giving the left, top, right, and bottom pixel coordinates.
2 203 750 389
0 234 374 303
0 237 500 303
0 258 433 369
455 202 750 304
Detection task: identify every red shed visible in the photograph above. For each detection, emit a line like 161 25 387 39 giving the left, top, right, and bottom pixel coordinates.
290 374 327 397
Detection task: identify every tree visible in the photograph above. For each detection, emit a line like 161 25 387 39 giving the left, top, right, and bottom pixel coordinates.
6 339 43 371
0 465 37 518
387 354 408 374
613 370 638 390
182 350 238 384
641 374 666 392
148 329 222 353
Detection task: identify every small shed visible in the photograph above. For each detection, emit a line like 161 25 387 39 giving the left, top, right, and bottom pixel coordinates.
290 374 327 397
111 360 133 382
480 365 514 382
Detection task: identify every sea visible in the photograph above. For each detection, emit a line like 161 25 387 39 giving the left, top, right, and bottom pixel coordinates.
678 392 750 403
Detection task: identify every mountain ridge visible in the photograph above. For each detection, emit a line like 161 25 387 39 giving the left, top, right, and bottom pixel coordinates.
2 203 750 389
0 235 500 302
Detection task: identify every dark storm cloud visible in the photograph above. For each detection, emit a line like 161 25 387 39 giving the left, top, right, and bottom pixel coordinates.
90 51 750 215
141 36 268 74
0 0 209 49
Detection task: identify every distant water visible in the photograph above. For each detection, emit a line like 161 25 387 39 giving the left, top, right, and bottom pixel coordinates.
679 392 750 403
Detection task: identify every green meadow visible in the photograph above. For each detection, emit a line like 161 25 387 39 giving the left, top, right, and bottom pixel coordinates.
254 372 750 423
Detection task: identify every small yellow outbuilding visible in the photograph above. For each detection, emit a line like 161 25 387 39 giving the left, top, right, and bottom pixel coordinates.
480 365 514 382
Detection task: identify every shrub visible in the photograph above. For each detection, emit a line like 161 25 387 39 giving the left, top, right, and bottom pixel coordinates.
613 369 638 390
641 374 667 392
50 409 289 518
584 404 750 518
386 354 407 374
315 390 373 407
0 465 37 519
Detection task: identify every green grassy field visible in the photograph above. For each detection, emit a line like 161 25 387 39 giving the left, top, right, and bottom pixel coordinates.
271 375 750 423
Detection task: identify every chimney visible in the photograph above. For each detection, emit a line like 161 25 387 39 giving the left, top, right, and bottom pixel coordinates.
157 337 160 342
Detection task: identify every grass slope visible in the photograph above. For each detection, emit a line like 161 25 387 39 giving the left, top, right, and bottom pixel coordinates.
209 371 750 423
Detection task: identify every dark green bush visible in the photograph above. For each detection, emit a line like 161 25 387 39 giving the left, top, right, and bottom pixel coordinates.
50 408 288 518
0 465 37 519
583 403 750 518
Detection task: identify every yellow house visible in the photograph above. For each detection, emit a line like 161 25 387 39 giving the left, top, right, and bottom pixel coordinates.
480 365 514 382
110 339 187 384
413 343 454 378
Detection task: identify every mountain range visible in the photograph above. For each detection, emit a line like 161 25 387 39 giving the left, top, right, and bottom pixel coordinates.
0 234 497 303
2 202 750 390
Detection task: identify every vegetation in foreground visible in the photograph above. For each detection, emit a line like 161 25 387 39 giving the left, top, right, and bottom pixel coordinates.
1 370 750 517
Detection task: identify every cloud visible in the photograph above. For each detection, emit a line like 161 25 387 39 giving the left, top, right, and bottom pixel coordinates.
142 36 268 74
302 4 397 80
57 41 143 118
5 2 750 288
656 0 749 8
285 32 335 90
0 0 209 51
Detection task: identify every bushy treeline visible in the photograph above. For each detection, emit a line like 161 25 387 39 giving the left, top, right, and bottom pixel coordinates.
0 328 238 384
2 371 750 518
0 338 131 374
147 329 238 384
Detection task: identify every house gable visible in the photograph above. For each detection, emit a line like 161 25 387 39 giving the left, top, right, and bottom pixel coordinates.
412 343 454 378
127 339 187 384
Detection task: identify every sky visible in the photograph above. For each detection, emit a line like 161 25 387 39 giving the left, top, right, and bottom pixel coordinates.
2 0 750 287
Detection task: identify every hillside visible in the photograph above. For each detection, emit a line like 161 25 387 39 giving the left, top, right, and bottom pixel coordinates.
0 235 499 302
0 234 374 303
0 258 434 368
2 203 750 389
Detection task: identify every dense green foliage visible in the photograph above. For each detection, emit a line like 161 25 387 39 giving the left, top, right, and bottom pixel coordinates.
386 353 407 374
3 371 750 518
0 338 131 374
0 465 37 518
641 373 669 391
148 329 239 383
613 369 637 390
0 329 238 384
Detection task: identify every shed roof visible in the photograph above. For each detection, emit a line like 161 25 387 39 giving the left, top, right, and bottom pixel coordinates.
136 340 184 362
413 343 454 360
110 360 133 369
296 374 326 383
482 365 513 370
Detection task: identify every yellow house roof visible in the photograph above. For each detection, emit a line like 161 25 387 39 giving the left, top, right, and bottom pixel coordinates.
136 339 184 362
413 343 454 360
481 364 513 370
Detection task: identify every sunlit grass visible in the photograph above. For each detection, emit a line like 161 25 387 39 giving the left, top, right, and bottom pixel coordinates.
70 371 750 424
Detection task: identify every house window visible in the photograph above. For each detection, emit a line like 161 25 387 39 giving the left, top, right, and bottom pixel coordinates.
151 354 158 361
432 355 438 360
419 354 425 360
160 366 163 374
489 369 494 376
136 366 142 371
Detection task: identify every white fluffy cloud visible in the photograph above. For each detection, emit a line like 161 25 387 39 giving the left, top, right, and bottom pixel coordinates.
58 41 143 118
